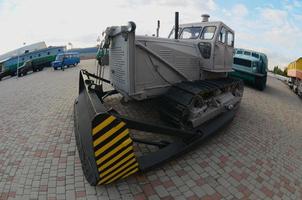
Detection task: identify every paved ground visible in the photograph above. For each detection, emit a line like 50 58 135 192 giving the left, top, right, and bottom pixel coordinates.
0 60 301 200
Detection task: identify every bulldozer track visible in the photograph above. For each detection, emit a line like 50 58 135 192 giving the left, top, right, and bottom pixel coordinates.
160 78 243 127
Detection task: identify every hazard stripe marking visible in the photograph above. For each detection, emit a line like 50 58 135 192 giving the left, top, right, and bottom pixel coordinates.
94 126 127 153
95 134 129 162
104 164 139 185
99 149 134 176
92 114 139 185
121 167 139 179
93 122 126 147
99 161 139 185
92 116 116 135
96 138 132 165
92 114 110 128
100 156 135 178
92 119 122 141
99 146 133 172
94 129 129 157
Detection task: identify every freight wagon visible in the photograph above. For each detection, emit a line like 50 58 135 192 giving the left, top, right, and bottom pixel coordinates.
287 58 302 97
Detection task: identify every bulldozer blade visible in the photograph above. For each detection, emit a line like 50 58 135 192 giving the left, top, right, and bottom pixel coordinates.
74 70 238 186
74 71 139 186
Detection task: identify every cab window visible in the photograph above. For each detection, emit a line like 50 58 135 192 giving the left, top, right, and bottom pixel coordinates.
201 26 216 40
56 55 63 61
252 53 259 58
219 27 226 43
179 27 202 39
227 32 234 46
168 28 182 39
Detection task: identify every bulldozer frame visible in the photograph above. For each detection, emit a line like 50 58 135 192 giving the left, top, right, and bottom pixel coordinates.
74 69 238 186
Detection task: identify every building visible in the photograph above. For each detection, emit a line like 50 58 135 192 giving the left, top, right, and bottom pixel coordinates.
0 42 47 63
67 47 98 60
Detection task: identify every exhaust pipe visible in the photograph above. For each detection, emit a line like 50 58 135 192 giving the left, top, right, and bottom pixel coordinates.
156 20 160 37
174 12 179 39
201 14 210 22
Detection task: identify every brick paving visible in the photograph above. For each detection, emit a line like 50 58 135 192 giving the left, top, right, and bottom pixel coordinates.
0 59 301 200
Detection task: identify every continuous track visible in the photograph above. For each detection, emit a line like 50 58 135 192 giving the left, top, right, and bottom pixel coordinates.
160 77 243 128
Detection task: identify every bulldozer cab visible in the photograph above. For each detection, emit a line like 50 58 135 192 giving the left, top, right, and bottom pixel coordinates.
168 21 234 72
215 25 234 72
98 18 235 101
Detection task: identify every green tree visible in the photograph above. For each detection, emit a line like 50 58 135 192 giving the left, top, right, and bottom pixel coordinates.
283 67 288 77
273 66 285 76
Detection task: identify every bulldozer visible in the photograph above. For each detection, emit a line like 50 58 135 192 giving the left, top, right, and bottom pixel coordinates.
74 13 244 186
229 48 268 90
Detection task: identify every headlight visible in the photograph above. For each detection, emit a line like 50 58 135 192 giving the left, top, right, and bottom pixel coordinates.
252 62 258 72
198 42 211 59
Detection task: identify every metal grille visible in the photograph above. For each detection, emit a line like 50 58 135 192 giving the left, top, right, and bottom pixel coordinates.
159 50 173 63
110 47 127 85
234 58 251 68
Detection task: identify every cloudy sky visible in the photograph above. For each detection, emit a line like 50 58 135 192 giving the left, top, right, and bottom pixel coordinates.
0 0 301 69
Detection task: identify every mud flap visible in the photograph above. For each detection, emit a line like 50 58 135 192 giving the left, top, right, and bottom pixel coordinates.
74 71 139 186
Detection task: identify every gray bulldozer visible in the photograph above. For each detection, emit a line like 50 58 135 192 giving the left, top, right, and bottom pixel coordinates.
74 13 243 186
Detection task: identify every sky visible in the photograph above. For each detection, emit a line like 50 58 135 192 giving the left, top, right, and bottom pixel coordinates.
0 0 301 69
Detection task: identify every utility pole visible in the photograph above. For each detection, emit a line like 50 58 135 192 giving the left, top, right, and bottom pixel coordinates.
156 20 160 37
16 42 26 79
17 50 20 79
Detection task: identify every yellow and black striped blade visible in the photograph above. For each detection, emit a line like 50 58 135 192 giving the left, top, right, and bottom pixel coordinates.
92 113 139 185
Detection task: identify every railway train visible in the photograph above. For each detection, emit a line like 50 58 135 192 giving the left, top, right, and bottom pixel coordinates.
0 46 65 81
287 58 302 97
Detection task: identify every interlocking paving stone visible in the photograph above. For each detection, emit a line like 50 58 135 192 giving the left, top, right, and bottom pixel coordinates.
0 60 301 199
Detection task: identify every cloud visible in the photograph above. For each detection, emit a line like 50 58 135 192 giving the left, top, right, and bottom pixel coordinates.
293 13 302 21
0 0 219 54
119 0 217 10
283 0 302 10
261 8 288 26
293 0 302 7
232 4 248 18
217 4 302 70
266 51 293 69
259 8 302 54
0 0 301 70
195 0 217 11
